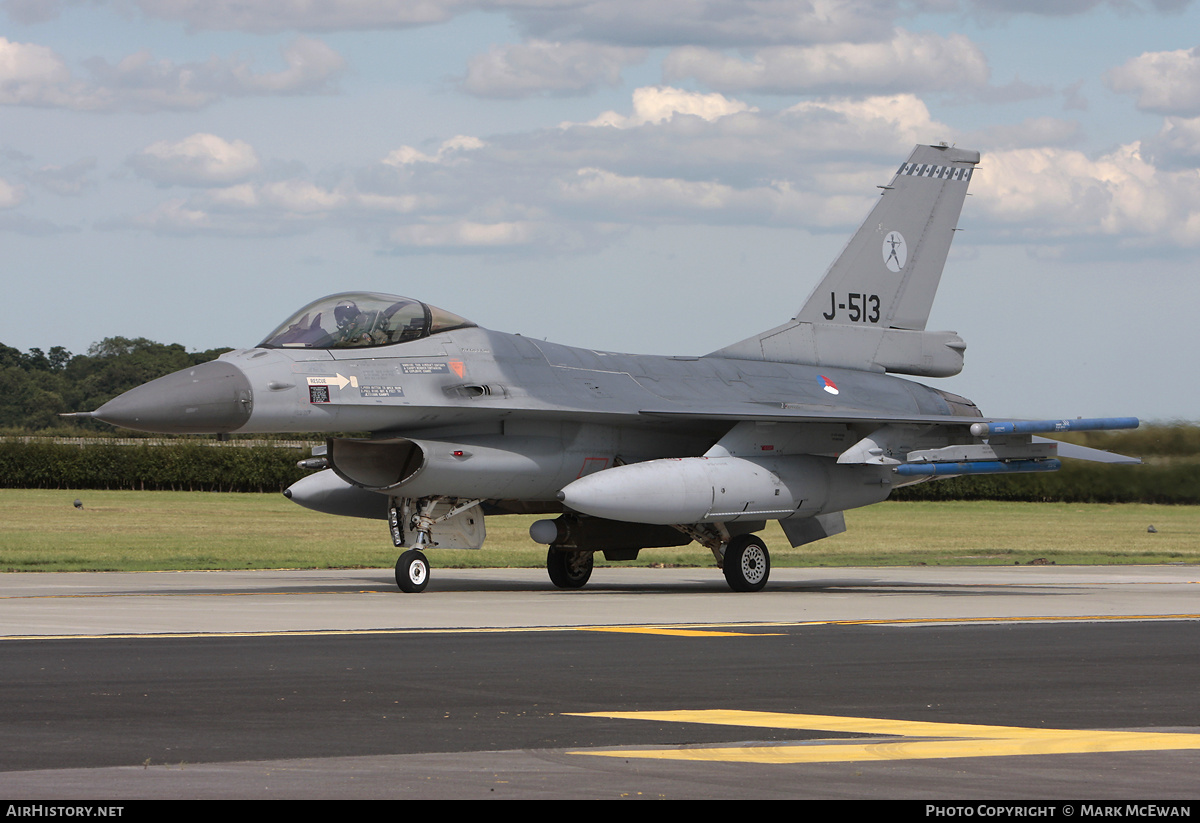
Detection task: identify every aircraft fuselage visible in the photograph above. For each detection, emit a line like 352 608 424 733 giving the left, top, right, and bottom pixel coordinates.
216 325 968 435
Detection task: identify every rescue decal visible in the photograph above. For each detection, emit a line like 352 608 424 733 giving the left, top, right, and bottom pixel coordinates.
306 374 359 390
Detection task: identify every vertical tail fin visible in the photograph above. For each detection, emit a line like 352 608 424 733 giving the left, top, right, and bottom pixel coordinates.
710 144 979 377
796 143 979 331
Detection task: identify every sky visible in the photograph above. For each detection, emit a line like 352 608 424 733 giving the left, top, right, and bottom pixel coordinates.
2 0 1199 422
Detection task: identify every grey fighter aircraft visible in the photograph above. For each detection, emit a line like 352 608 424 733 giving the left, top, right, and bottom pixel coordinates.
78 144 1140 593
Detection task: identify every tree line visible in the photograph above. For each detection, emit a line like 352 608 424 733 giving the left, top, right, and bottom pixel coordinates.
0 338 231 431
1 339 1196 501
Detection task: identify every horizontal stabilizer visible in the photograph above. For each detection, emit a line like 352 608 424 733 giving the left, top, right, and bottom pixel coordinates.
829 415 1142 474
1033 437 1142 465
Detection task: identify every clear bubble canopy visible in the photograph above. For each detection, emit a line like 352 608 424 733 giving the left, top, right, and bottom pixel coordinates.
259 292 476 349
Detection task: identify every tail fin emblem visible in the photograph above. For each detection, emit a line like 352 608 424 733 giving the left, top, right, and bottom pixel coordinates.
883 231 906 272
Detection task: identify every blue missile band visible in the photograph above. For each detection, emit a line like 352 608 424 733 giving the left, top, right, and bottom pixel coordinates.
895 459 1062 477
971 417 1139 436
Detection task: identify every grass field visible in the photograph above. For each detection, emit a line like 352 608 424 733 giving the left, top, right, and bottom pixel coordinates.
2 489 1198 572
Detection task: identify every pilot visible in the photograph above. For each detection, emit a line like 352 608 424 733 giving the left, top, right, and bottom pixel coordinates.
334 300 382 346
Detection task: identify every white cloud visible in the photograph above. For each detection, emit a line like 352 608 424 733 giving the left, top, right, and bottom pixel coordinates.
119 172 439 237
1143 116 1200 168
2 0 77 24
0 37 73 106
388 220 540 248
573 85 757 128
200 179 346 214
551 167 850 228
1106 47 1200 116
124 198 217 235
116 90 953 246
662 30 990 95
559 167 742 210
231 36 345 94
971 143 1200 246
110 86 1200 253
255 179 347 213
0 177 26 208
781 95 954 153
459 40 645 98
124 0 900 46
382 135 484 166
962 117 1083 150
130 0 471 32
26 157 97 195
962 0 1186 18
0 36 345 112
512 0 900 47
129 134 261 186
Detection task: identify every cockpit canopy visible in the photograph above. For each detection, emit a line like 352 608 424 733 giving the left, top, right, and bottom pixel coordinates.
259 292 476 350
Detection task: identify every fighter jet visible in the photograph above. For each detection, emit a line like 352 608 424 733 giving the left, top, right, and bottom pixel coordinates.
78 144 1140 593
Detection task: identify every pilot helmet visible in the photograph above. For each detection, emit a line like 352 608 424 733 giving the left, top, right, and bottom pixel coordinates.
334 300 360 328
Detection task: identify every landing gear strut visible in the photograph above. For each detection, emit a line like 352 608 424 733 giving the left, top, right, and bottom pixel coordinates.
388 496 485 593
722 534 770 592
546 547 594 589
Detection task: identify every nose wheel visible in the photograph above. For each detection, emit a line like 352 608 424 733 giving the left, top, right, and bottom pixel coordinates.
396 550 430 593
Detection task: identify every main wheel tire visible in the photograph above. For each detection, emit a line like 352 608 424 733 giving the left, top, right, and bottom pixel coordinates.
547 547 593 589
722 534 770 592
396 549 430 593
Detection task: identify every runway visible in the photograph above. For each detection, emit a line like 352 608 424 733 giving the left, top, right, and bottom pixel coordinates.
1 565 1198 799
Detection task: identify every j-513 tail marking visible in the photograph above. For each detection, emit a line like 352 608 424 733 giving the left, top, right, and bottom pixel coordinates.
711 144 980 378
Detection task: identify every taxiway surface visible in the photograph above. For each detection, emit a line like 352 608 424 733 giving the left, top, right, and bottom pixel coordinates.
1 565 1197 799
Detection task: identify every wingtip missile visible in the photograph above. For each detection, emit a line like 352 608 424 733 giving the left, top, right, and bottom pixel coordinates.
895 459 1062 477
970 417 1139 437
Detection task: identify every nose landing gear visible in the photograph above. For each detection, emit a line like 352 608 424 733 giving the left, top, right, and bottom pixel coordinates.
396 550 430 593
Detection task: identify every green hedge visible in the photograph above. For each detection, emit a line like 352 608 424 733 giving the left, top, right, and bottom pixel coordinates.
0 442 309 493
3 441 1198 503
891 460 1200 504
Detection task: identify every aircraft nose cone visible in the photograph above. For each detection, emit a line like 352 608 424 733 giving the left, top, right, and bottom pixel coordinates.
91 360 253 434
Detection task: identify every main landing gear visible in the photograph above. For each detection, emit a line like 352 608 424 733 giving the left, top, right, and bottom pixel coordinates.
546 547 594 589
676 524 772 592
721 534 771 592
543 534 770 592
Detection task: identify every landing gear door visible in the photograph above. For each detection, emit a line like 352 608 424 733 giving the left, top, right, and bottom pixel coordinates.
389 497 487 550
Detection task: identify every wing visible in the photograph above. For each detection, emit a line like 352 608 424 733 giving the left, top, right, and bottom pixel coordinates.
642 405 1142 471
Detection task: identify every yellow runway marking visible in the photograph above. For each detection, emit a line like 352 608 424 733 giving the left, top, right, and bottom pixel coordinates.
3 613 1199 641
566 710 1200 764
577 627 781 637
0 624 783 641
